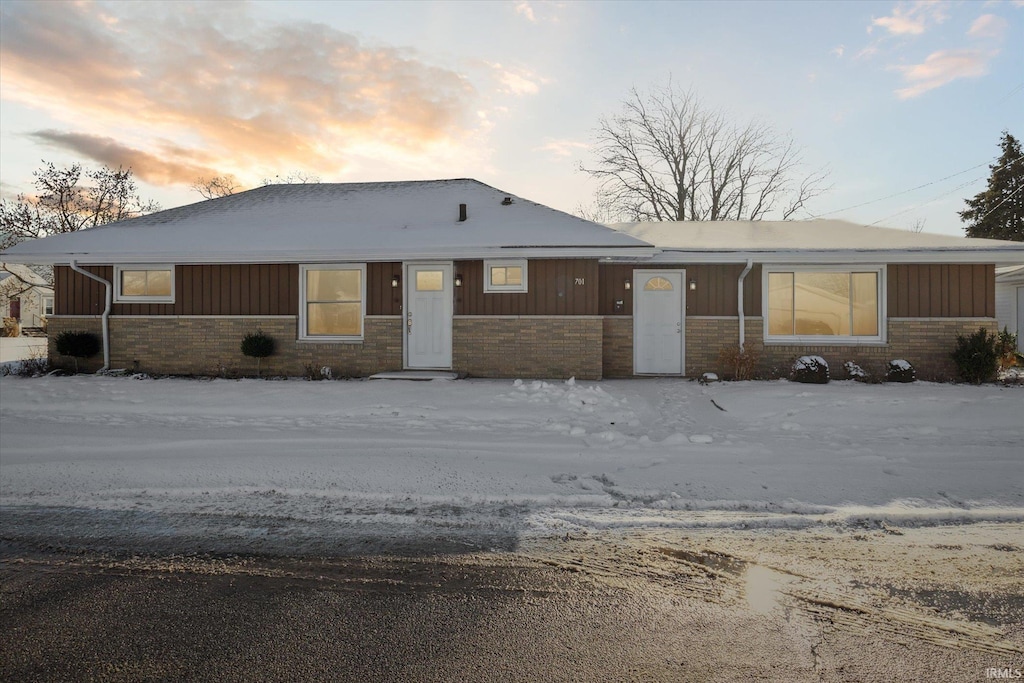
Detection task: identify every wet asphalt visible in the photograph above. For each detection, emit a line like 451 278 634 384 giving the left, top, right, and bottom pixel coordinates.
1 543 819 683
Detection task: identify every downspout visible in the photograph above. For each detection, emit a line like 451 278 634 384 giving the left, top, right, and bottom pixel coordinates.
69 260 111 372
737 259 754 352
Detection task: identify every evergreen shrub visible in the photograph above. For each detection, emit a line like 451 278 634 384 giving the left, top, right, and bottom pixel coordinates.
950 327 998 384
241 329 275 377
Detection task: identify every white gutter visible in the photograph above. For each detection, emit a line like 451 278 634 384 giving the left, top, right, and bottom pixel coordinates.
69 260 111 371
737 259 753 352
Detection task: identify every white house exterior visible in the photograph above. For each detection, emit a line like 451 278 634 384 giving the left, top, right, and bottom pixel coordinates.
995 265 1024 352
1 263 54 332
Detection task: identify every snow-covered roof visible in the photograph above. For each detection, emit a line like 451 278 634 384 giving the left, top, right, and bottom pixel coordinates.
609 220 1024 264
0 179 653 264
996 264 1024 283
0 263 52 290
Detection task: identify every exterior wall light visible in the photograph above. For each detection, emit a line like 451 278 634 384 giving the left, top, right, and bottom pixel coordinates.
454 274 463 287
689 278 697 291
624 278 631 290
391 274 400 288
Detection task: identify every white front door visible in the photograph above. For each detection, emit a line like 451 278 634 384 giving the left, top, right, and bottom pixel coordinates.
634 270 685 375
405 263 453 369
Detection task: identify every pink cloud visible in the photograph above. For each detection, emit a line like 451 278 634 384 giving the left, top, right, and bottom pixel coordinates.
0 2 480 186
892 49 991 98
872 1 949 36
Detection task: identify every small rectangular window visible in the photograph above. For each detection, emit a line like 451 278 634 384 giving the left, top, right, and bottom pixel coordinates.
43 297 54 316
114 265 175 303
300 264 365 340
484 259 528 293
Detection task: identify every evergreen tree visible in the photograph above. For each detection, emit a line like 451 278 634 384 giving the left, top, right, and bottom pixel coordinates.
960 131 1023 241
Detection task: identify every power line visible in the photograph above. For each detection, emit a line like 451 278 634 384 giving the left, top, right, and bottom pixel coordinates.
868 154 1023 227
867 175 986 227
813 154 1023 220
977 183 1024 223
810 162 989 218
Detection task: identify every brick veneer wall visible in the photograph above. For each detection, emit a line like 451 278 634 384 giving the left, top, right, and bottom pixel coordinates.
687 316 997 381
603 315 997 380
47 316 403 377
602 317 634 378
453 316 602 379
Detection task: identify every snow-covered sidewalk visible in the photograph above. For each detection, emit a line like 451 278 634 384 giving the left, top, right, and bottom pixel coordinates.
1 375 1021 552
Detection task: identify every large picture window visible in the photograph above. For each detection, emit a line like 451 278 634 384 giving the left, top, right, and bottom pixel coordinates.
300 264 365 340
113 265 175 303
765 267 883 342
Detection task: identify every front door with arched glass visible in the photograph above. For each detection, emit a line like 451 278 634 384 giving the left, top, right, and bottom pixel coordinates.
634 270 685 375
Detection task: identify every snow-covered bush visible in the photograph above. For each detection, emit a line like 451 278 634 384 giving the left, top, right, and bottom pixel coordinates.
240 329 275 377
950 327 998 384
303 363 333 380
791 355 828 384
843 360 867 381
54 330 100 373
0 353 48 377
885 359 915 383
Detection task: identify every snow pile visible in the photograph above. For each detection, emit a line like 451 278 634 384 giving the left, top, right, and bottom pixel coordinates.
1 375 1021 550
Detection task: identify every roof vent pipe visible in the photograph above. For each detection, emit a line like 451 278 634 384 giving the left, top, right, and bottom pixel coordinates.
458 203 467 222
69 260 111 372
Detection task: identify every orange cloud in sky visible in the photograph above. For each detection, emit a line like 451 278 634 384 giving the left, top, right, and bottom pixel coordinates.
0 1 481 186
892 49 991 98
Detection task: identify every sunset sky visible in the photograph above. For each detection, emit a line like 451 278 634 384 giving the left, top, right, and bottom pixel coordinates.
1 0 1021 236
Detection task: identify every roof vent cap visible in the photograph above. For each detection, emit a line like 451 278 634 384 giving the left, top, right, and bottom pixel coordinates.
501 197 513 206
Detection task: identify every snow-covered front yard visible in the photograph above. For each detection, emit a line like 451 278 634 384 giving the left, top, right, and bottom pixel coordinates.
1 374 1021 551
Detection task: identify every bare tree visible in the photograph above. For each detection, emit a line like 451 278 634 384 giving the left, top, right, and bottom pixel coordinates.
191 175 240 199
261 171 321 186
909 218 926 233
1 162 159 252
581 81 829 222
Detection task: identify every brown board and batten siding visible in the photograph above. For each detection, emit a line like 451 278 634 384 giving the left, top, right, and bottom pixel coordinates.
887 264 994 318
598 263 762 317
454 259 599 316
55 265 298 316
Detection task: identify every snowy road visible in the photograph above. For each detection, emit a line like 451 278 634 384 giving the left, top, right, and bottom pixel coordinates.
1 375 1022 553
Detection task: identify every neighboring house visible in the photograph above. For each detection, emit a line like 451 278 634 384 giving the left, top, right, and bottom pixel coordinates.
0 263 54 332
995 265 1024 352
1 179 1022 379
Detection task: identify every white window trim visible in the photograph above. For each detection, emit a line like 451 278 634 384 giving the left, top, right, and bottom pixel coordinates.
762 264 887 345
113 264 175 303
299 263 367 342
483 258 528 293
43 296 54 316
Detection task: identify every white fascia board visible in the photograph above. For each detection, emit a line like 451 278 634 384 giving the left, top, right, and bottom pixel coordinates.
639 249 1024 265
0 246 656 265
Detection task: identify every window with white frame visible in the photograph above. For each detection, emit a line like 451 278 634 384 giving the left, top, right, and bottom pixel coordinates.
300 264 365 340
43 297 54 316
113 265 175 303
484 259 528 293
764 266 883 342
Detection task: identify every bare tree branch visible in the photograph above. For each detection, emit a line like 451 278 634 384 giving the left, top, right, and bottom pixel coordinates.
191 175 240 200
581 79 831 223
1 162 159 251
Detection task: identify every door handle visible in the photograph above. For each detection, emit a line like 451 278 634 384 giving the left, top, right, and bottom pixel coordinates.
407 311 413 334
676 322 682 333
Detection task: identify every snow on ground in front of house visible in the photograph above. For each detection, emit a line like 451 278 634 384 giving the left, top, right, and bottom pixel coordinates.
0 336 46 363
1 375 1021 550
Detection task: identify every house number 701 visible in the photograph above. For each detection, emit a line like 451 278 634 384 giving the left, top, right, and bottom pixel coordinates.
574 277 585 285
